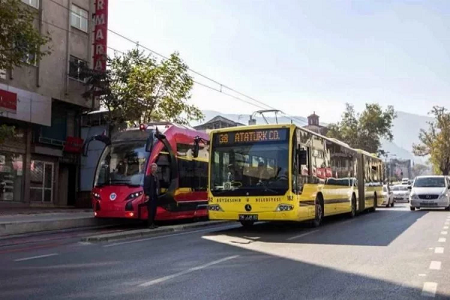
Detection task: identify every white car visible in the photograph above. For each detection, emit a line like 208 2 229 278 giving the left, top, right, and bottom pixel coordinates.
381 185 394 207
410 176 450 211
402 178 409 185
391 185 410 203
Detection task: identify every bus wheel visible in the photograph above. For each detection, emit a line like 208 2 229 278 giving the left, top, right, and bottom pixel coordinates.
349 195 356 218
311 197 324 227
240 221 254 228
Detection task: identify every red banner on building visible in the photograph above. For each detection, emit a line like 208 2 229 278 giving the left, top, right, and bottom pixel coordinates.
64 137 84 153
0 89 17 113
93 0 108 72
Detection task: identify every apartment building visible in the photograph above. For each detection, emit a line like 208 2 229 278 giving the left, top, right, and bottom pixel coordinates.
0 0 100 207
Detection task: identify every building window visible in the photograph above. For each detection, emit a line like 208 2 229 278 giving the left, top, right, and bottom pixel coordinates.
69 56 88 82
0 153 24 202
71 5 88 32
21 0 39 9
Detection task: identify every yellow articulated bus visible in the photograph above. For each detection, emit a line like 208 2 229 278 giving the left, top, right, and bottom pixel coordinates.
203 124 385 227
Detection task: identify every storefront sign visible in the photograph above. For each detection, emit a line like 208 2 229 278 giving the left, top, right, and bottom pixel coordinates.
0 89 17 113
64 137 84 153
93 0 108 72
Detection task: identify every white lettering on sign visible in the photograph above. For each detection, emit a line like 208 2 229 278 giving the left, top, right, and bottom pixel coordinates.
93 0 108 72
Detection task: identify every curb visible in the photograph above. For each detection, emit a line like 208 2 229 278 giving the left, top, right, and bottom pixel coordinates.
81 220 232 242
0 217 118 237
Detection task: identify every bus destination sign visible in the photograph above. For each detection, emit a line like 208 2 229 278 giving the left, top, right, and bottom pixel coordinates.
214 128 289 145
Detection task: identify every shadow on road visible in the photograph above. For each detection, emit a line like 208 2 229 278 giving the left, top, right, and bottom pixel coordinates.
205 207 429 247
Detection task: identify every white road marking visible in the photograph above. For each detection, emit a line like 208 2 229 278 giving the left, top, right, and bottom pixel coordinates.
438 238 446 243
429 261 441 270
444 226 449 230
435 247 444 254
14 253 58 262
418 274 427 277
441 231 448 235
103 225 238 248
287 230 319 241
139 255 239 287
422 282 437 298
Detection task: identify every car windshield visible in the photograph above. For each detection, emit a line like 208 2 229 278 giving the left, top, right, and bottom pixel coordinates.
94 141 150 187
210 141 289 196
392 185 409 191
413 177 446 188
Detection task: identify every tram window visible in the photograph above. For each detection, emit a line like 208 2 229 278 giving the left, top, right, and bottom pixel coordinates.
155 153 171 190
193 161 208 191
178 159 194 188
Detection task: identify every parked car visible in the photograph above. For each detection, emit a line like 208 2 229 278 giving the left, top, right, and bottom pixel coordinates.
402 178 410 185
410 176 450 211
381 185 394 207
391 184 410 203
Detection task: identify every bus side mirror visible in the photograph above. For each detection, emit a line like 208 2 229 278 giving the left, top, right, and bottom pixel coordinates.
298 149 307 165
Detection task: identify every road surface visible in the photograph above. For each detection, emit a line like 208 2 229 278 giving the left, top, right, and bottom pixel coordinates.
1 203 450 299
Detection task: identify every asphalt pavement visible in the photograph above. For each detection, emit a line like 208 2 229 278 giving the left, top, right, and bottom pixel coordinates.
1 203 450 300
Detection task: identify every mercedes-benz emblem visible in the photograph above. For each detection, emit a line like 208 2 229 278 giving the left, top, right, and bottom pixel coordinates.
426 195 431 199
245 204 252 212
109 193 117 201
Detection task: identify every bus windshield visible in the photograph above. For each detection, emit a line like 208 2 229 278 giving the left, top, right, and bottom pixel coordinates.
94 141 150 187
210 141 289 196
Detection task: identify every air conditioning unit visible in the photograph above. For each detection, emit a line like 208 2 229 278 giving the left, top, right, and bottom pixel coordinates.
0 69 6 79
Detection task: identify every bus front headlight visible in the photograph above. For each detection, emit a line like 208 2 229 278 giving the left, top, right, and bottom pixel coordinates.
276 204 294 212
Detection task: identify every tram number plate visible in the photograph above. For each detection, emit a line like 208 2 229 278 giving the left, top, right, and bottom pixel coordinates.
239 214 258 221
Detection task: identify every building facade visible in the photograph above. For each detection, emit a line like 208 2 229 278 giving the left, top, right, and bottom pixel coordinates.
0 0 99 207
194 115 244 131
303 112 328 136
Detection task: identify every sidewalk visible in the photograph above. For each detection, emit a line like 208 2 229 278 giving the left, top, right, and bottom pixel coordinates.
0 209 118 237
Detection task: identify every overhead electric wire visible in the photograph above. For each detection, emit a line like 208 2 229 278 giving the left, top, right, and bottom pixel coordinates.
44 0 308 125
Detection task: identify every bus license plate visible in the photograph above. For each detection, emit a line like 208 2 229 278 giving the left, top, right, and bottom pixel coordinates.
239 214 258 221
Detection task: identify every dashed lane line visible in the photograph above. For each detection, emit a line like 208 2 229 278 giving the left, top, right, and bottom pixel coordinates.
14 253 58 262
429 261 442 270
286 230 319 241
422 282 437 298
435 247 444 254
138 255 239 287
438 238 446 243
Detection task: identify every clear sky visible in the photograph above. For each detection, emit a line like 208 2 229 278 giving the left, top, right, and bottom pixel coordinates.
108 0 450 123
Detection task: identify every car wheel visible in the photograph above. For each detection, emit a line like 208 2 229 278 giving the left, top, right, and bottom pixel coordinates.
391 201 394 207
410 206 415 211
445 206 450 211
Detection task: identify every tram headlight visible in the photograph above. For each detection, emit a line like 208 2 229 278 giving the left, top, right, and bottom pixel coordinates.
126 191 144 201
92 192 101 199
276 204 294 212
208 204 223 212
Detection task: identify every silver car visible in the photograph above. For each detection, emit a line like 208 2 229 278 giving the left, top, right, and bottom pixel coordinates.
410 176 450 211
391 185 410 203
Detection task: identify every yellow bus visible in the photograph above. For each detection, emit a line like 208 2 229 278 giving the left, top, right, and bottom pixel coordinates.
199 124 385 227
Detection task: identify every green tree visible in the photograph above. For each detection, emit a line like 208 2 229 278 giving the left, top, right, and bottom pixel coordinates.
327 103 396 153
413 106 450 175
83 49 203 134
412 163 429 177
0 0 51 70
